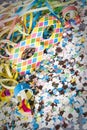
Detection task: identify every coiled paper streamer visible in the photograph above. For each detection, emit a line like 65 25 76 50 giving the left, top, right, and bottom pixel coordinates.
14 82 34 115
62 6 81 28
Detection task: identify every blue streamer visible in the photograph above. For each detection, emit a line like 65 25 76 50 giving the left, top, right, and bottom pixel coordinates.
81 0 86 7
13 0 38 16
45 0 59 20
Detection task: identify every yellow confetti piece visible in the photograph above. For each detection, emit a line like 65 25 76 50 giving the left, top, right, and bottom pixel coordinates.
37 116 41 122
70 78 76 83
80 37 85 43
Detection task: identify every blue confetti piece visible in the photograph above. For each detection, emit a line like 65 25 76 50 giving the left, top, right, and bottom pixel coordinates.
39 96 43 101
62 42 67 47
54 65 58 69
60 77 66 83
69 97 75 105
58 87 63 91
39 110 44 115
54 99 59 104
48 51 55 55
58 116 63 121
82 118 87 124
53 117 56 122
47 93 52 97
76 50 80 53
71 71 75 75
64 37 68 42
14 109 21 116
56 69 62 73
33 123 39 130
79 106 83 115
76 43 81 46
53 89 57 95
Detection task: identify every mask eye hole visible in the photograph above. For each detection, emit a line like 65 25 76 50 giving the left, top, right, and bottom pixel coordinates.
21 47 35 60
43 25 54 39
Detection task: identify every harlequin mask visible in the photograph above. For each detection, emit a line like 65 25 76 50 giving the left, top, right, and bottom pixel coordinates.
9 15 63 75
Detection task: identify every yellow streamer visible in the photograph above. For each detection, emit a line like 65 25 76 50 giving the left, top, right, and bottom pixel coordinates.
28 13 33 34
0 79 18 89
14 12 33 37
0 63 18 78
23 14 26 39
0 62 18 89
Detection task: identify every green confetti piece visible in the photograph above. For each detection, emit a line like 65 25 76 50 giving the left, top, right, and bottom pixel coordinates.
47 101 52 105
34 113 38 118
64 73 69 78
44 61 48 64
76 64 79 68
74 30 79 33
51 55 55 59
78 92 82 96
79 66 85 71
53 107 56 111
70 108 74 112
45 69 49 73
73 53 79 58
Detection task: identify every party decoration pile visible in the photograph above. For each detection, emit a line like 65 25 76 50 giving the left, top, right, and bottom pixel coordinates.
0 0 87 130
0 0 76 43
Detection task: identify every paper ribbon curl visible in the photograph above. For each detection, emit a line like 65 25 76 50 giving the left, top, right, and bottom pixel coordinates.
0 62 18 89
62 6 81 28
14 82 34 115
